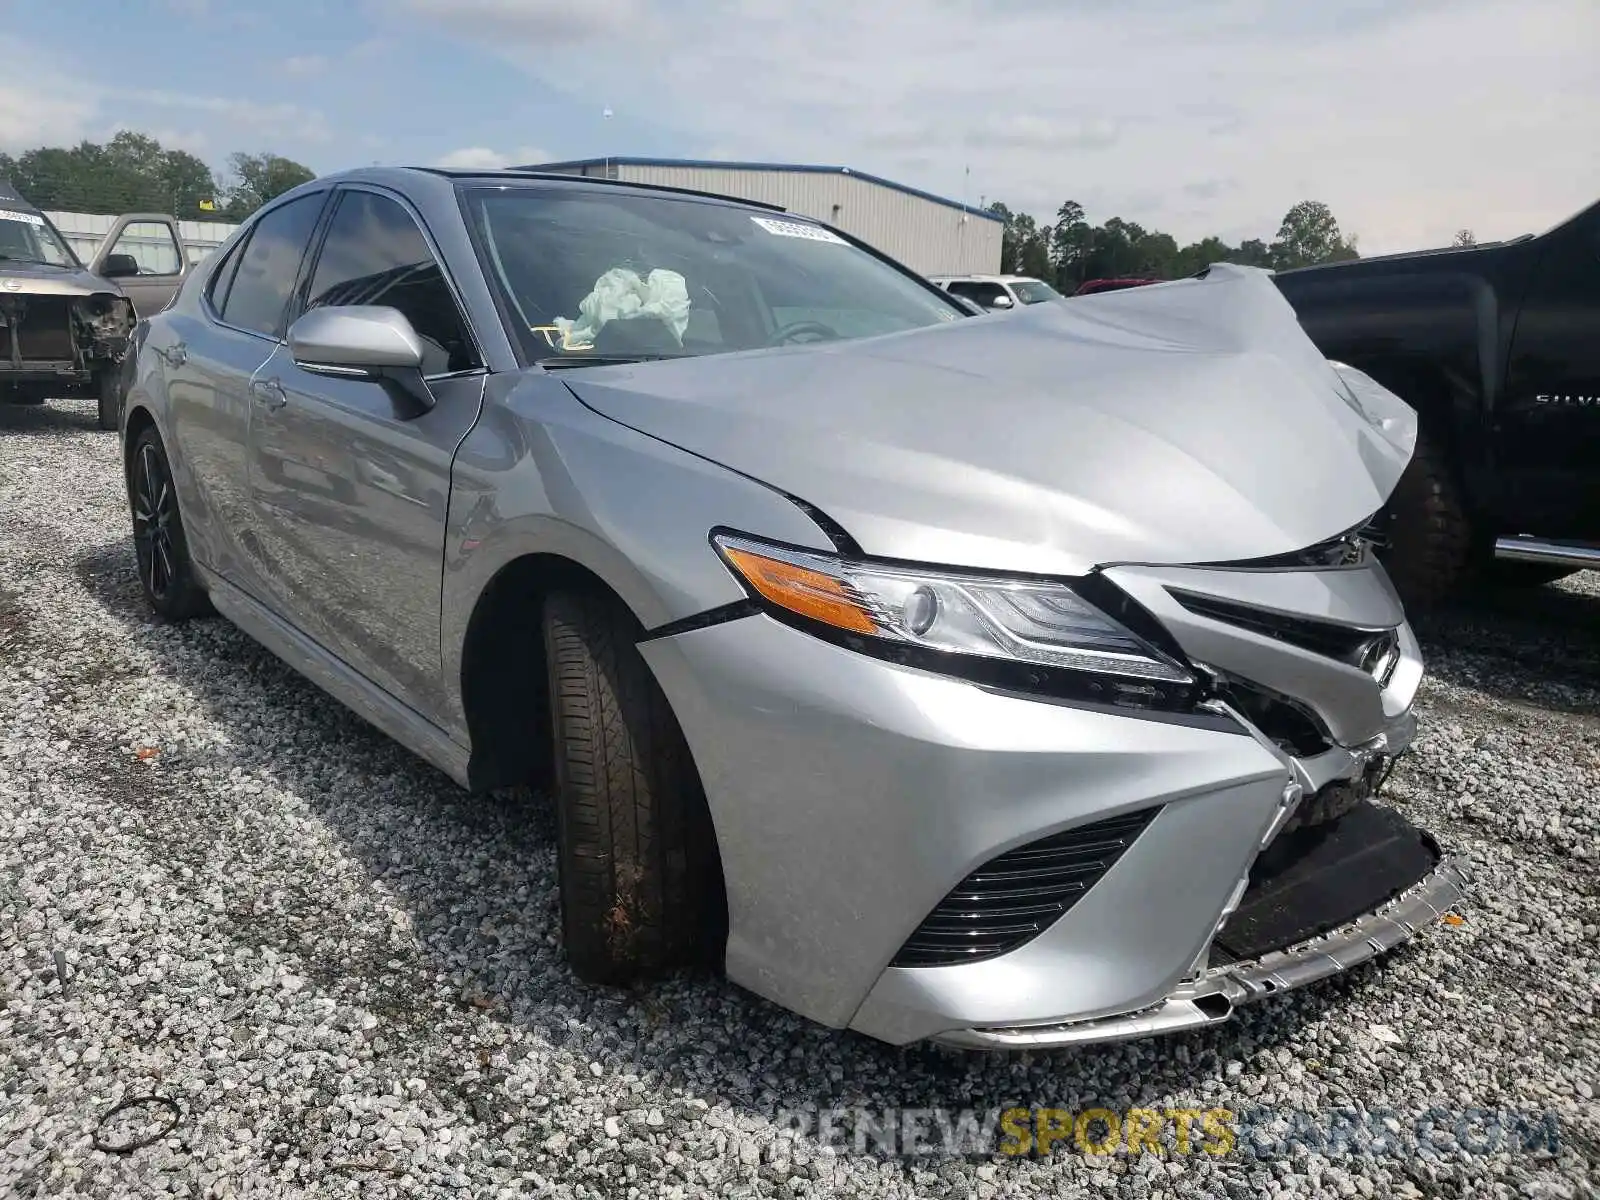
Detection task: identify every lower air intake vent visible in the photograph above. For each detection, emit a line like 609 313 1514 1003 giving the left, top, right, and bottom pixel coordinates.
891 806 1161 968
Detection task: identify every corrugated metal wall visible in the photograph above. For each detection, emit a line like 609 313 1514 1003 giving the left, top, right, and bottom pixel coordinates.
44 211 239 268
607 166 1002 275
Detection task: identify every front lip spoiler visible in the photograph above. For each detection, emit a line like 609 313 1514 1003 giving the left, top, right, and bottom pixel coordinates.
931 855 1468 1050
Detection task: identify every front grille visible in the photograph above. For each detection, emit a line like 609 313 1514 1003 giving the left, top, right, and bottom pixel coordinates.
1170 590 1399 684
1216 674 1331 756
891 806 1160 968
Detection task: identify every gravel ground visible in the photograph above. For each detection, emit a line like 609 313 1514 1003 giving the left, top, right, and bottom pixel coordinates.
2 398 1596 1199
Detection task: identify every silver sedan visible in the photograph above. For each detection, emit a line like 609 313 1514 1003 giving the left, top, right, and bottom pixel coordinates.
119 166 1464 1049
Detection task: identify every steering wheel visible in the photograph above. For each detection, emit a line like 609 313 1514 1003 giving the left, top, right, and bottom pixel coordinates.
767 319 840 346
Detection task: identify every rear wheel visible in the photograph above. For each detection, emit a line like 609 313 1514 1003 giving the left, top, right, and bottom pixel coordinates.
128 426 211 620
1378 427 1479 610
543 588 724 984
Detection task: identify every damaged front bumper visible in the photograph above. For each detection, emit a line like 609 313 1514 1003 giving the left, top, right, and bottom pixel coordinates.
0 289 135 391
642 530 1466 1051
930 700 1466 1049
934 853 1467 1048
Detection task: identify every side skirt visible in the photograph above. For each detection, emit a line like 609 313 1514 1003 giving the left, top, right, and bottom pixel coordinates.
197 566 472 789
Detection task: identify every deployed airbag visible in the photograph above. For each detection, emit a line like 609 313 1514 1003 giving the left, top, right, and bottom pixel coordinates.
555 267 691 349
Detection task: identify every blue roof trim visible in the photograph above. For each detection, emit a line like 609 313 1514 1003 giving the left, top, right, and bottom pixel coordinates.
516 157 1006 224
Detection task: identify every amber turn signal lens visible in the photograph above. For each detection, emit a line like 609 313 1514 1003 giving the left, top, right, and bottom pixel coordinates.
721 547 878 635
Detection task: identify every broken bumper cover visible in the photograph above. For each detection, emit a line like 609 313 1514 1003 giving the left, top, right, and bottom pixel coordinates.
0 290 134 384
932 853 1467 1049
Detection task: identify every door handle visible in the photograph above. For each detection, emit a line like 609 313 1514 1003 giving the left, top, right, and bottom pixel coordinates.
250 376 288 411
160 341 187 367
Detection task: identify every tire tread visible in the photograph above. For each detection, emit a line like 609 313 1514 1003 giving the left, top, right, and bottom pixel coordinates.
544 590 718 983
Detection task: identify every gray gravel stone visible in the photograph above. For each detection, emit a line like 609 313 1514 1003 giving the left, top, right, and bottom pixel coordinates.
1 397 1595 1198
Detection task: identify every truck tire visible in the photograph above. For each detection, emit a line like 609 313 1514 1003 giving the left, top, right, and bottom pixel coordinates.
1379 427 1479 610
95 368 122 431
128 425 212 621
543 588 724 985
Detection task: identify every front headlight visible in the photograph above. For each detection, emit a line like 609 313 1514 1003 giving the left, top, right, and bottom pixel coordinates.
712 531 1196 707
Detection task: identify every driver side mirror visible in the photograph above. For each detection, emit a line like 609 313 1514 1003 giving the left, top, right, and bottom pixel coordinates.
287 305 434 410
101 253 141 279
987 293 1015 309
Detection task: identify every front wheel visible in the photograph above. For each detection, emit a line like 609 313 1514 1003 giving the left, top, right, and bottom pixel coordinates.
127 426 211 621
543 589 724 984
1378 427 1478 610
95 367 122 431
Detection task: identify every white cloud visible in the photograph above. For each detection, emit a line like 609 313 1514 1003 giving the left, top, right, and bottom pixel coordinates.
397 0 1600 254
0 36 333 163
401 0 647 44
435 146 552 169
0 84 99 153
436 146 513 169
282 54 329 77
118 89 334 145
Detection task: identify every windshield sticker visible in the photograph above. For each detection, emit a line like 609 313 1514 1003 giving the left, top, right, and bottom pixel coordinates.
0 208 44 226
750 216 847 245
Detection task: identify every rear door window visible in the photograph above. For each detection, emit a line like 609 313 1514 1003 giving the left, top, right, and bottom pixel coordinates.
219 193 326 338
206 235 248 314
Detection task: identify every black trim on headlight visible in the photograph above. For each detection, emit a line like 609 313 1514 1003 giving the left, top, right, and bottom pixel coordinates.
757 593 1205 714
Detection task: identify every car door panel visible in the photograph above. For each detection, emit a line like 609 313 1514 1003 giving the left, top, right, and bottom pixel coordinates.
242 184 488 722
1498 210 1600 536
160 311 276 583
246 350 483 721
92 215 187 317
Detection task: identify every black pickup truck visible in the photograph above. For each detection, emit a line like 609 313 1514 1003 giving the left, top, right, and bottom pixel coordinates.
1273 198 1600 607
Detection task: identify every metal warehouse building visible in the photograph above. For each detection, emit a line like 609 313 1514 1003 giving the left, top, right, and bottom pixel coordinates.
519 157 1003 276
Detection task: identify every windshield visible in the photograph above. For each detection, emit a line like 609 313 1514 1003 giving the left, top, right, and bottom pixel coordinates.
0 207 79 267
1010 278 1063 304
463 186 967 362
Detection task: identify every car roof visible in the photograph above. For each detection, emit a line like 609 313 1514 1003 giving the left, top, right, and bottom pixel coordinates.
931 274 1044 284
306 165 795 216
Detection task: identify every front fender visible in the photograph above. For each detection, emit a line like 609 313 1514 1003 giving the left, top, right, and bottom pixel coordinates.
438 373 837 737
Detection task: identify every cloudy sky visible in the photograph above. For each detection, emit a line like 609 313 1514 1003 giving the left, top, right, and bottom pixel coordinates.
2 0 1595 253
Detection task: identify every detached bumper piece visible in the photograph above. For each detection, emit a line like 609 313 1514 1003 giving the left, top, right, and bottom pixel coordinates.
934 802 1466 1049
1210 801 1439 964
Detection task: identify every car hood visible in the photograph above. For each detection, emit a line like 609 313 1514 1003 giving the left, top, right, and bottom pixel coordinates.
561 264 1418 576
0 262 123 298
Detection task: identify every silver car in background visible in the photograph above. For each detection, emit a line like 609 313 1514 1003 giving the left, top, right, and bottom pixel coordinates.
120 167 1464 1050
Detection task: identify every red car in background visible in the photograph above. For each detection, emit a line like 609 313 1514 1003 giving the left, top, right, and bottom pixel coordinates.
1073 277 1163 295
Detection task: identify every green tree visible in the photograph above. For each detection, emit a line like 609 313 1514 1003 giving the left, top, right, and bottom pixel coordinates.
0 131 225 219
982 198 1367 285
220 152 316 219
1171 235 1234 278
1049 200 1091 288
1229 238 1275 268
1270 200 1359 269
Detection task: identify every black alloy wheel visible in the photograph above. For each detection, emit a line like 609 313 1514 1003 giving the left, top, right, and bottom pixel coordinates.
128 426 211 620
